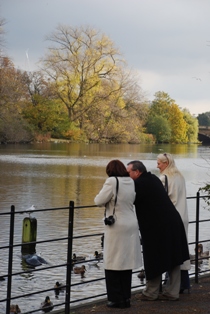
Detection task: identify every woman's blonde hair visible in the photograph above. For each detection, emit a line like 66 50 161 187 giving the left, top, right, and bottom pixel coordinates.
157 153 181 176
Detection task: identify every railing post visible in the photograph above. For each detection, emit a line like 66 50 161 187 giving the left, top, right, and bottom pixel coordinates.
65 201 74 314
6 205 15 314
195 191 200 284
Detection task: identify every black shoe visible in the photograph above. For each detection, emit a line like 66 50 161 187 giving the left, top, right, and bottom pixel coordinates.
107 301 121 308
179 287 191 294
107 300 130 308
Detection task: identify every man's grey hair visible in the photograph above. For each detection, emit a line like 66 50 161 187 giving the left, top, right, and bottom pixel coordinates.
127 160 147 173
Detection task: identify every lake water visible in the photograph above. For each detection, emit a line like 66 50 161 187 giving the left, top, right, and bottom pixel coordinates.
0 143 210 313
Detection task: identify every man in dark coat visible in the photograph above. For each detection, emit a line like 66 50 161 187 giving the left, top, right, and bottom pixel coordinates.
127 160 190 301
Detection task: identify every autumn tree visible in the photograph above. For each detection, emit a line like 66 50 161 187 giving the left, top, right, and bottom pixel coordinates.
0 57 33 142
82 69 148 143
40 25 147 142
183 109 199 143
146 91 197 143
147 116 171 143
148 91 172 118
21 70 73 139
41 25 123 120
168 103 188 143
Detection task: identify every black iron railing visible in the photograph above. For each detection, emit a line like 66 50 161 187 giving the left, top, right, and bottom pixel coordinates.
0 192 209 314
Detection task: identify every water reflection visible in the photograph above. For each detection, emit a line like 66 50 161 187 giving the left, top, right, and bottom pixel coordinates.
0 143 210 312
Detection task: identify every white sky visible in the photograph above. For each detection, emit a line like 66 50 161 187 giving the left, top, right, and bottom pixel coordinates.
1 0 210 116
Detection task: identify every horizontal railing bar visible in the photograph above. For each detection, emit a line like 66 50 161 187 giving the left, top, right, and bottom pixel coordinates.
0 237 69 250
0 194 207 217
1 263 68 279
0 205 97 216
132 284 145 289
20 301 67 314
14 263 68 275
73 232 104 239
0 207 69 216
1 233 104 251
0 285 68 302
189 219 210 224
196 219 210 223
189 239 210 245
186 195 209 200
71 277 106 287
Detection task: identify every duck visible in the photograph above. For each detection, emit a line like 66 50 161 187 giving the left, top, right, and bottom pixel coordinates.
10 304 21 313
190 243 209 264
137 269 145 283
73 265 86 278
197 243 209 258
72 253 86 263
94 251 103 260
54 281 65 298
40 296 54 313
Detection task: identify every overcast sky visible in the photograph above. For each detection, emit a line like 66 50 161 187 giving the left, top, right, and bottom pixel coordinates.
1 0 210 116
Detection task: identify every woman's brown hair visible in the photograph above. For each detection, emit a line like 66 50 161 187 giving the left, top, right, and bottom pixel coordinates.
106 159 129 177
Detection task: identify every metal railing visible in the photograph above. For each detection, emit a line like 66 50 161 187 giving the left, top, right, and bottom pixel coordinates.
0 192 209 313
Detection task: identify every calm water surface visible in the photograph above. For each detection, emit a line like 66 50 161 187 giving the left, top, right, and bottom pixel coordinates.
0 143 210 312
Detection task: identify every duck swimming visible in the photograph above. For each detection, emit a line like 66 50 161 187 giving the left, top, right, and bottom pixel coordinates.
73 265 86 278
10 304 21 313
72 253 86 262
94 251 103 260
54 281 65 298
40 296 54 313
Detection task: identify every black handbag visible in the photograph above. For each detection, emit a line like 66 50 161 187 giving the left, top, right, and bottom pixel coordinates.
104 177 119 226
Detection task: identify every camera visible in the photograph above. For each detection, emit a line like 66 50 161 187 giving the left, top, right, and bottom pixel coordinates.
104 215 115 226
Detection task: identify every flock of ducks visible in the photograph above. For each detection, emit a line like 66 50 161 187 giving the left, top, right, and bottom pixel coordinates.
6 251 104 313
72 251 103 278
6 245 210 313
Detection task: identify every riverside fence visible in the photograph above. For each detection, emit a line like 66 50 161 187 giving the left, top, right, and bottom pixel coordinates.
0 192 210 314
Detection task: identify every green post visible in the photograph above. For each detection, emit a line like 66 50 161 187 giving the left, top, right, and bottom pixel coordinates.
21 217 37 254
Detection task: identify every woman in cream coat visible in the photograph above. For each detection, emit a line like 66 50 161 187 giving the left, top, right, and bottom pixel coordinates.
157 153 191 293
94 160 142 309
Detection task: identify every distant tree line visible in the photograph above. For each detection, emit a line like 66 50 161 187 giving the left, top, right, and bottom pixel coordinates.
0 20 200 144
197 112 210 127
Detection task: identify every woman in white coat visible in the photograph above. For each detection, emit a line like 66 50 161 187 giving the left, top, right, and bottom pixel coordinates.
94 160 142 309
157 153 191 293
